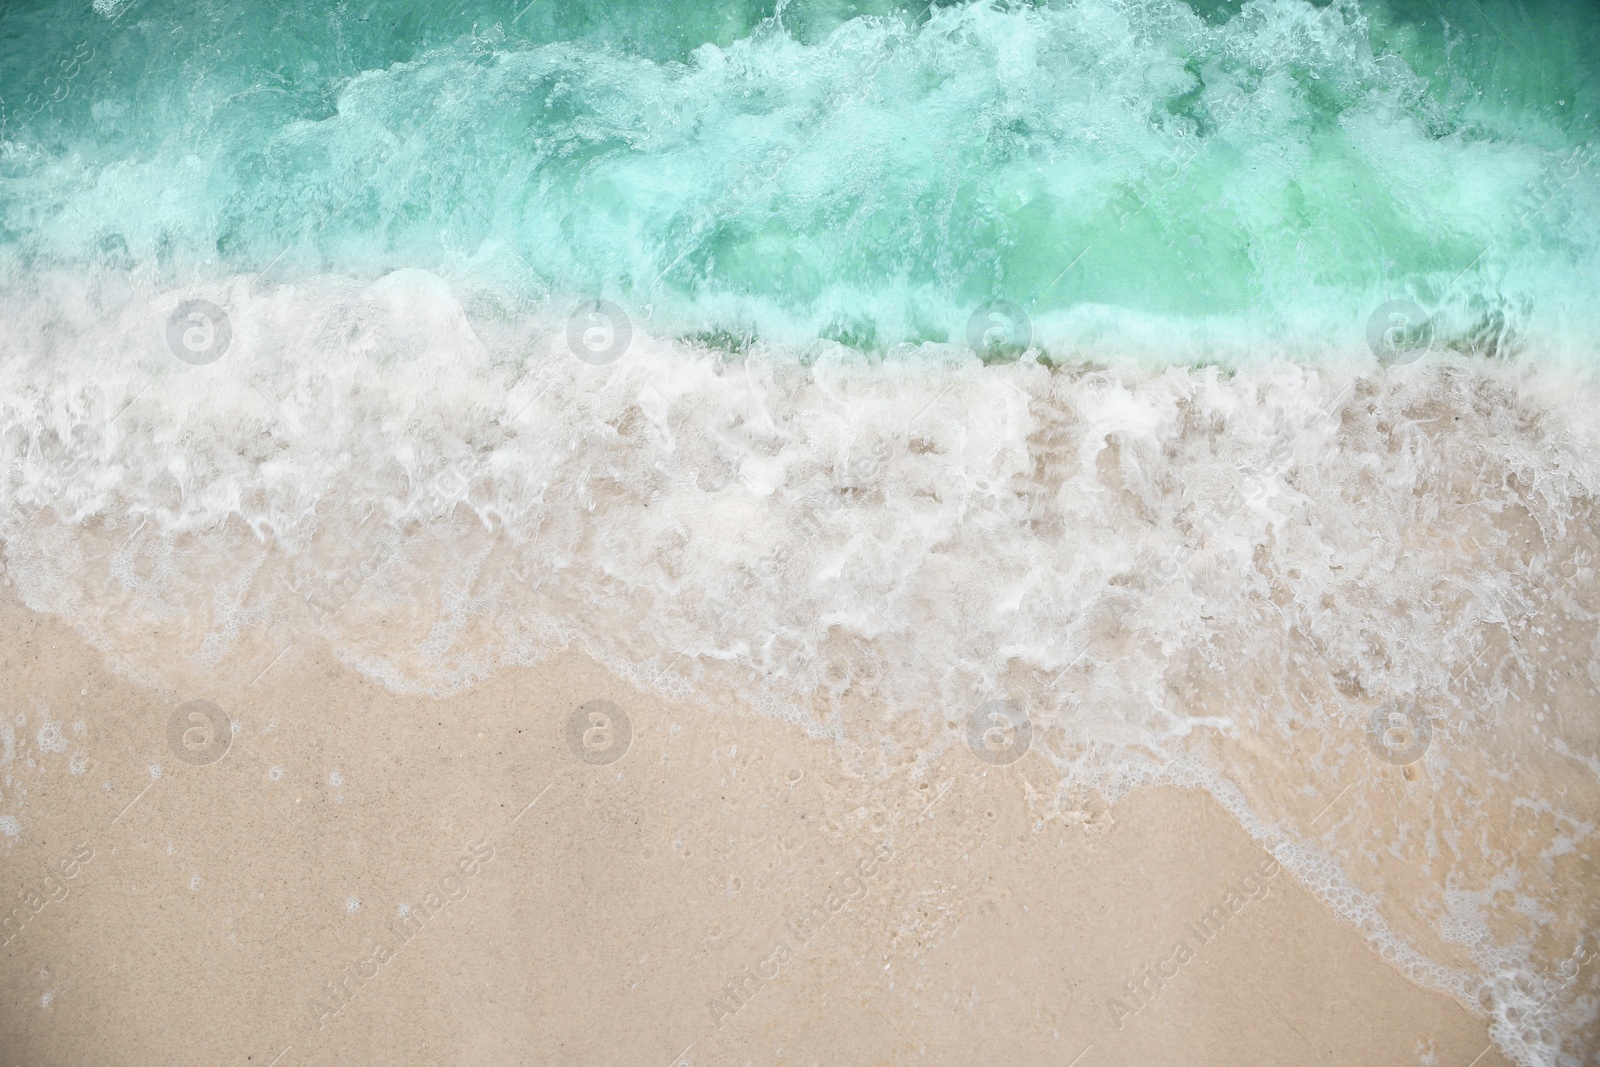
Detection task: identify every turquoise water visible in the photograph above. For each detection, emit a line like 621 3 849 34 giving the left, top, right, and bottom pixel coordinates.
1 0 1597 357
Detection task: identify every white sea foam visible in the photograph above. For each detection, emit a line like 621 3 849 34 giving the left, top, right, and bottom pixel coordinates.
2 268 1598 1063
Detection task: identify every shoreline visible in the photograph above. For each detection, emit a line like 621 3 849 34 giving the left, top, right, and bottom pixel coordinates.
4 336 1598 1065
0 588 1543 1065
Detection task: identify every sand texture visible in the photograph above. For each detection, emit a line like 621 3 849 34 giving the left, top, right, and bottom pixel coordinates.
0 593 1530 1066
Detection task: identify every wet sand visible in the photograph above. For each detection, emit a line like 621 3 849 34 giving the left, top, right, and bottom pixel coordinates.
0 591 1518 1067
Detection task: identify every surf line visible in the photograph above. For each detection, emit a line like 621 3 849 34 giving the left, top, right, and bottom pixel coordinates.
1106 852 1282 1030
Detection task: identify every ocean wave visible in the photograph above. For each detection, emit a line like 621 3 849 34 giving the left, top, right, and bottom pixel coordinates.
2 0 1598 357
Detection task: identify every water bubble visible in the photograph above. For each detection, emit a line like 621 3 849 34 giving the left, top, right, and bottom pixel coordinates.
36 720 66 754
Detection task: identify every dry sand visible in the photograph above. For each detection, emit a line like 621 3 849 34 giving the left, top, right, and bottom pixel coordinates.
0 590 1518 1067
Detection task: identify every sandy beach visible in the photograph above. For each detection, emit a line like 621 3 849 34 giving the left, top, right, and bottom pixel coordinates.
0 586 1536 1066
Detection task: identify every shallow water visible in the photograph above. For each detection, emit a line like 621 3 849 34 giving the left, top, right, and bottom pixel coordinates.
2 1 1599 1064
